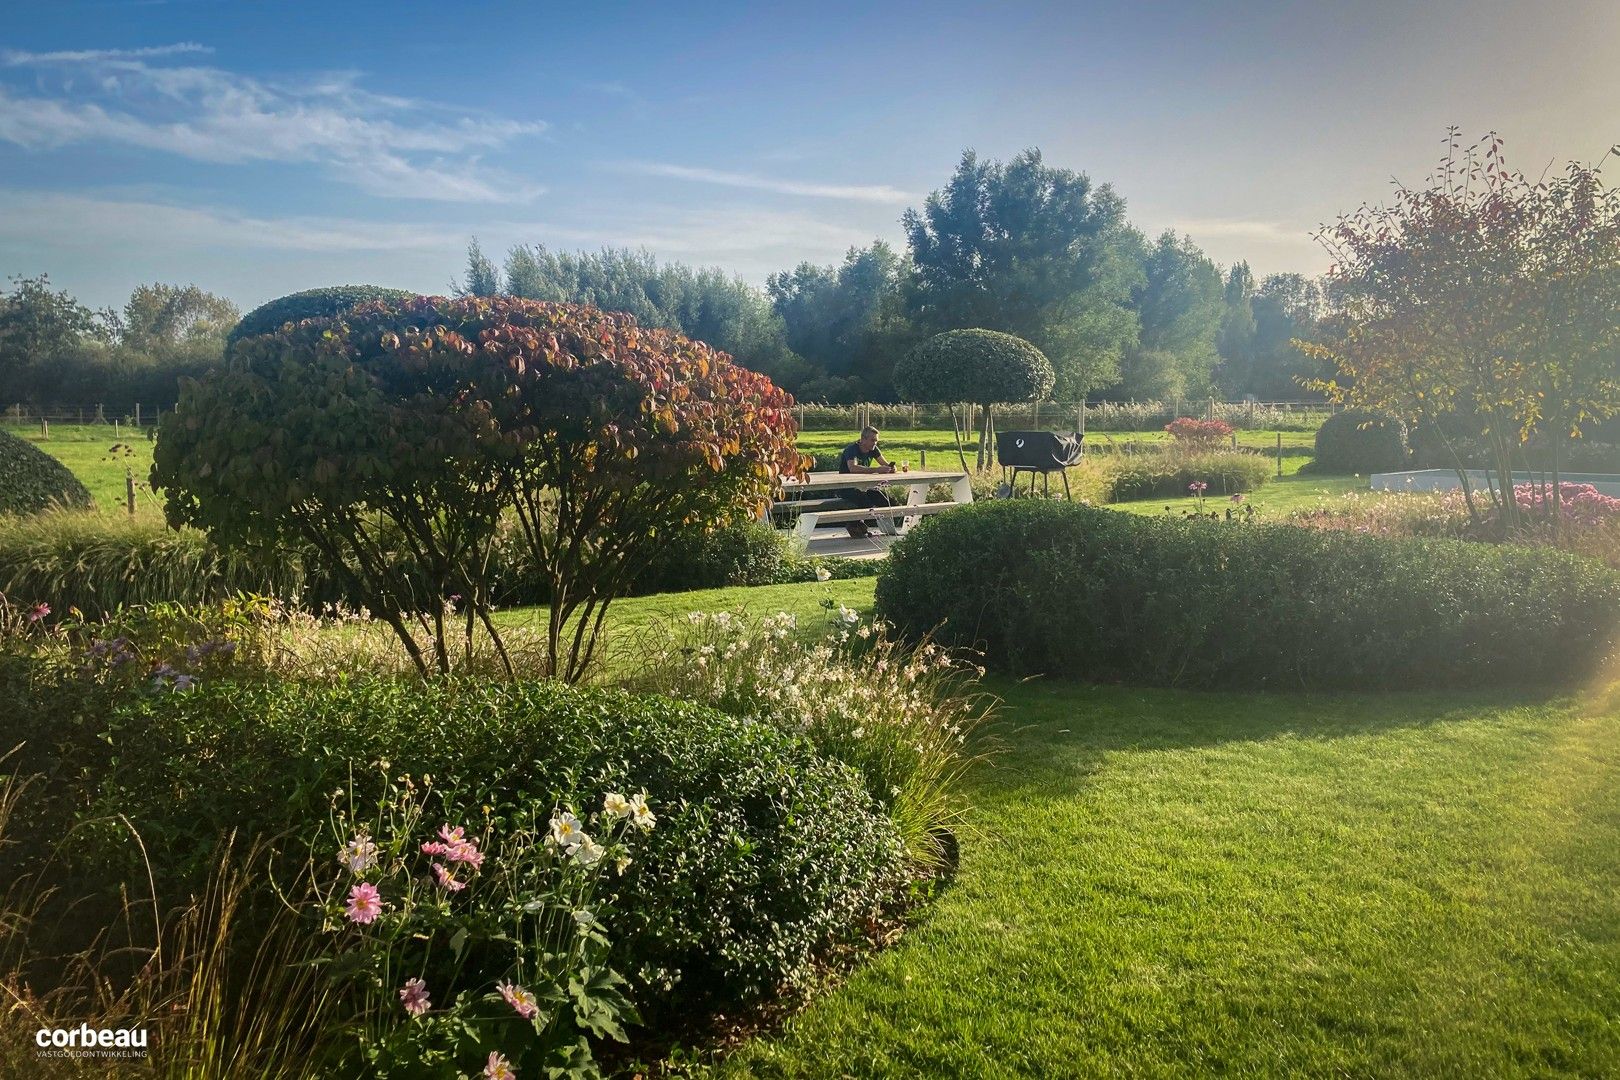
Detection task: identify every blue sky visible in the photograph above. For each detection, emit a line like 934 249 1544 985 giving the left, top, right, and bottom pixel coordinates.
1 0 1615 312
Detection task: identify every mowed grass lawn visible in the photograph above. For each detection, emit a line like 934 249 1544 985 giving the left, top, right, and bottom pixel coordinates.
796 428 1317 470
559 581 1620 1077
4 422 156 513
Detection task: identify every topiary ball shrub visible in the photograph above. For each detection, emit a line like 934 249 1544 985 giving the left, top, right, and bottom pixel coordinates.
1314 409 1410 474
69 677 904 1010
892 328 1055 405
0 430 92 515
875 499 1620 689
226 284 414 348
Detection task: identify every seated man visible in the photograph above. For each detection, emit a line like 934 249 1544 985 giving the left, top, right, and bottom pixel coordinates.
837 425 899 538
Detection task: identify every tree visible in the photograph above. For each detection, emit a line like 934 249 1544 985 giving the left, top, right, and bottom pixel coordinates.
458 237 502 297
0 274 113 403
1116 231 1224 400
155 295 801 681
121 283 239 360
902 149 1141 398
767 241 919 400
1305 130 1620 530
892 329 1054 470
1215 262 1257 395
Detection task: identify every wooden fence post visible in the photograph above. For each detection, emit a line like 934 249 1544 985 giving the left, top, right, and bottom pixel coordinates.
135 403 141 427
920 449 927 470
40 418 48 440
126 469 137 516
1277 432 1284 477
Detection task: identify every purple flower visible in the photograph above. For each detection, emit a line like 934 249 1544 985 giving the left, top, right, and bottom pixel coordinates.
27 602 50 624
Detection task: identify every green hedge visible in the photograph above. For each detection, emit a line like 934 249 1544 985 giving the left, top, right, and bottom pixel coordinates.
0 430 92 515
1315 409 1409 474
875 500 1620 689
226 284 414 347
46 676 902 1008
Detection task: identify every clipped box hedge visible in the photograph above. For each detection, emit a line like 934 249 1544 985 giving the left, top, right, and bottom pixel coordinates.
875 500 1620 689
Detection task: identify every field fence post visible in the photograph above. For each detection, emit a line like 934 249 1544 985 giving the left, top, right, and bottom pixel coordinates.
126 469 136 516
920 449 927 470
1277 432 1283 477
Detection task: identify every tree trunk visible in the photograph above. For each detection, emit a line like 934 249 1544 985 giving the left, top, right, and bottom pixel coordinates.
947 403 970 472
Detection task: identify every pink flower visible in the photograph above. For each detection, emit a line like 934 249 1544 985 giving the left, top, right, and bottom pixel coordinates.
484 1051 517 1080
399 977 430 1017
498 979 540 1019
345 882 383 924
421 824 484 869
27 602 50 624
431 862 466 892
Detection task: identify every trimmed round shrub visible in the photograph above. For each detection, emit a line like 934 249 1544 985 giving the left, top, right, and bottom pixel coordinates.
1314 409 1409 473
876 499 1620 689
893 328 1055 405
0 430 92 515
64 677 904 1008
225 284 414 347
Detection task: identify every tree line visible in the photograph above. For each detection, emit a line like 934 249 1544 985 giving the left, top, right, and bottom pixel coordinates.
459 149 1328 403
3 147 1327 408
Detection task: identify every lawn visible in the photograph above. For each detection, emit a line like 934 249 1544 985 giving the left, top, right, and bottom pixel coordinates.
493 578 1620 1077
795 428 1316 470
3 421 156 514
1113 470 1368 518
719 676 1620 1077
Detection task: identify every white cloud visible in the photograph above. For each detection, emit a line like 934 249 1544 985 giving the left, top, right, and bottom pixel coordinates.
1165 217 1304 243
0 45 544 203
614 161 912 203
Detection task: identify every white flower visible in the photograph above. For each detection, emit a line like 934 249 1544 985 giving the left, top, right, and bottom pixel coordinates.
614 855 633 875
602 792 632 819
337 834 378 874
549 812 587 851
856 625 871 639
815 567 832 582
572 838 605 866
837 605 859 625
629 793 657 831
572 908 597 927
686 611 705 624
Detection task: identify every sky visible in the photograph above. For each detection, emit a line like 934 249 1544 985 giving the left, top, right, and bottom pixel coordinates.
1 0 1616 313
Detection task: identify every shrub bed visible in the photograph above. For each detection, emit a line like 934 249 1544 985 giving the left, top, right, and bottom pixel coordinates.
875 500 1620 689
48 676 903 1009
0 430 92 515
1090 449 1271 501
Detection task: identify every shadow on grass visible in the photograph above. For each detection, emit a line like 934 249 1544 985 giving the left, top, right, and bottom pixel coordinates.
969 676 1571 799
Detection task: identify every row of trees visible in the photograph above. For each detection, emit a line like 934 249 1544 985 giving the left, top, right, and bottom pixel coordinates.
459 149 1328 403
0 276 238 406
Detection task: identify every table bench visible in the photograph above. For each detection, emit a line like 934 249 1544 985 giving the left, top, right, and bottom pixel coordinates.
769 470 973 553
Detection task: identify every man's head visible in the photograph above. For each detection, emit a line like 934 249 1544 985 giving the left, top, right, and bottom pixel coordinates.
859 425 879 452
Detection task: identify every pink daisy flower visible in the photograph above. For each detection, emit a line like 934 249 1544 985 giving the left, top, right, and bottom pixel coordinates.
431 862 466 892
484 1051 517 1079
399 977 430 1017
498 979 539 1020
345 882 383 924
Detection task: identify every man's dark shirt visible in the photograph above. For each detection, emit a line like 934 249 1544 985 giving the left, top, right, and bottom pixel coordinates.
839 441 878 473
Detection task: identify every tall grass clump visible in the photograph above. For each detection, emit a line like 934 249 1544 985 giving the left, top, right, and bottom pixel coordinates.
624 606 994 872
0 509 303 619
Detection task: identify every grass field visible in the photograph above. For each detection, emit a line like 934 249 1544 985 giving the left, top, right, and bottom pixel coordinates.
501 580 1620 1077
796 428 1316 470
3 422 157 514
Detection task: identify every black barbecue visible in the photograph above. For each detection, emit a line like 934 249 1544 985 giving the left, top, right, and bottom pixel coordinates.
995 430 1085 499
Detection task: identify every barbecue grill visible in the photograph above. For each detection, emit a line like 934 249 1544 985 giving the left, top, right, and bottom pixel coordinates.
995 430 1085 499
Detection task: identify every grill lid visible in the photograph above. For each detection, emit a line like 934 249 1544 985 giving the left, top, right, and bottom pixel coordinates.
996 430 1084 469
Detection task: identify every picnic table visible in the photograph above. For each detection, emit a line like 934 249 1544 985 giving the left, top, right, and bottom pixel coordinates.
770 469 974 546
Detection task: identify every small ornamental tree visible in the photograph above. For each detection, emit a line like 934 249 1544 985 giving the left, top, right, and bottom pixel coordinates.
892 328 1055 470
156 296 800 680
1304 131 1620 532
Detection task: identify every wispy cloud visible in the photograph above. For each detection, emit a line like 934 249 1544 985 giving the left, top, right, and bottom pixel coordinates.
614 161 912 203
1 42 212 64
1166 217 1303 243
0 44 545 203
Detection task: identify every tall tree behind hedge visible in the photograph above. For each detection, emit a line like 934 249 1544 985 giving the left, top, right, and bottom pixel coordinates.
767 241 919 401
1114 230 1225 400
902 149 1141 399
0 274 114 403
